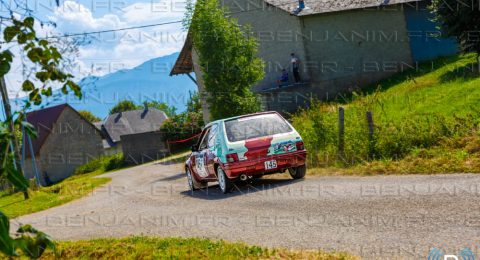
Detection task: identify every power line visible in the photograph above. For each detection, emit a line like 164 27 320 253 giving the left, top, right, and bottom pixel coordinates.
43 20 184 39
0 1 297 43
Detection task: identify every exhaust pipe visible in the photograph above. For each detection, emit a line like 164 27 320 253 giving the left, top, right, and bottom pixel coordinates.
240 174 248 181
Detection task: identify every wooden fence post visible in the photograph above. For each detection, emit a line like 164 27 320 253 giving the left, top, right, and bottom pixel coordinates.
366 111 375 159
338 107 345 157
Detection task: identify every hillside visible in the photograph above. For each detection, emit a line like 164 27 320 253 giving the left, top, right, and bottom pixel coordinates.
12 53 197 119
292 53 480 174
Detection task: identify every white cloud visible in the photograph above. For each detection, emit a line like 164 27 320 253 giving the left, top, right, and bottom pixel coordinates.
49 1 126 31
7 0 188 96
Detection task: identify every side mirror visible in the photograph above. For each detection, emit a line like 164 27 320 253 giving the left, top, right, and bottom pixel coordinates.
191 145 198 152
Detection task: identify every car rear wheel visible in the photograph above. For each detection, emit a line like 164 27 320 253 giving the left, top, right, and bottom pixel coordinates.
289 164 306 179
186 168 207 191
217 167 233 194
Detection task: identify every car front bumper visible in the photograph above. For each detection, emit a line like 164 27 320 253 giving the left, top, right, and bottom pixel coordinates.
222 150 307 179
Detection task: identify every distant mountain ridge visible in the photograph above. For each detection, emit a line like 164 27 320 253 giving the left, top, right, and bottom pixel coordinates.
12 52 196 120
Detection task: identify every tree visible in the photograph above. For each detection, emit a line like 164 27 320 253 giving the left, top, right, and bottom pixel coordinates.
430 0 480 58
109 100 140 114
189 0 264 120
145 101 177 118
161 92 204 143
108 100 177 117
0 15 81 257
78 110 101 123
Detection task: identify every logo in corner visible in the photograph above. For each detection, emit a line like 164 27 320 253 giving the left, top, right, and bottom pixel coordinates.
428 248 475 260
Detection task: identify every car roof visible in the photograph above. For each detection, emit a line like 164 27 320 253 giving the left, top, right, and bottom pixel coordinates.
204 111 280 129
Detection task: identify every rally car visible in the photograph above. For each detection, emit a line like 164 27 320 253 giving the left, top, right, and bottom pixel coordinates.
185 111 307 194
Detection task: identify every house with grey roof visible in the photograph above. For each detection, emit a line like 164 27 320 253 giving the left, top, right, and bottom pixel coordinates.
101 107 170 163
171 0 458 120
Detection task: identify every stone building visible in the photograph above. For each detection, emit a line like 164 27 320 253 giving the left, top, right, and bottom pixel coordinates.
24 104 104 185
170 0 458 120
101 107 170 163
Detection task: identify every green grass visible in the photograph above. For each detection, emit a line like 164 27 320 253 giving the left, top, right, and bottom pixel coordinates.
0 171 110 218
292 53 480 174
38 237 358 260
74 153 126 175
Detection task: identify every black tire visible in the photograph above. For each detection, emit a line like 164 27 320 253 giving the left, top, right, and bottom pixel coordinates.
217 167 233 194
289 164 306 179
186 168 207 191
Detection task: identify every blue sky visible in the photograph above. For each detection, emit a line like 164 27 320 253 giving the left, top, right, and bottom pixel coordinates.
1 0 189 98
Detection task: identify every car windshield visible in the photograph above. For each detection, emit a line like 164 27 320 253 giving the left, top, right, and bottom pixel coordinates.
224 114 292 142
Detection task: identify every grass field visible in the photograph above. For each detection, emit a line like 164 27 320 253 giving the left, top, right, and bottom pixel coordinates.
292 53 480 174
0 171 110 218
38 237 357 260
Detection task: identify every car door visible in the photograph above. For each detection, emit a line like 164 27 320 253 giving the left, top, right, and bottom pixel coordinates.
193 127 210 179
205 123 218 177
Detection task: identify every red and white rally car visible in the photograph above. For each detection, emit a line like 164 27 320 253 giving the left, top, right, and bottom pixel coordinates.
185 112 307 193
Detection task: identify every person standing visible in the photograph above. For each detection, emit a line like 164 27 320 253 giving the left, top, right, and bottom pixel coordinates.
291 53 301 83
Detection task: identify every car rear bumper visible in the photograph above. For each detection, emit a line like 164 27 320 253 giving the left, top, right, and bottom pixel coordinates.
222 150 307 179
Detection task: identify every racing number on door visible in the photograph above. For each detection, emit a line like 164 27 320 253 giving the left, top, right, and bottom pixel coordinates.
195 153 208 177
195 127 211 178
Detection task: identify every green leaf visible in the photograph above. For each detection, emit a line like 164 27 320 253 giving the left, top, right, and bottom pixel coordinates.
21 80 35 91
41 87 52 96
35 71 49 82
3 26 19 42
15 224 56 258
38 40 48 47
0 62 10 77
3 155 29 190
66 81 82 99
21 121 38 139
28 89 42 105
23 17 34 29
17 33 27 44
27 48 42 63
0 212 16 256
1 50 14 63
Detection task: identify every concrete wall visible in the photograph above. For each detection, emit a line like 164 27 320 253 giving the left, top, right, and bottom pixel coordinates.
300 7 413 99
121 132 169 165
222 2 414 113
24 108 104 185
404 2 458 62
192 49 212 123
222 0 309 91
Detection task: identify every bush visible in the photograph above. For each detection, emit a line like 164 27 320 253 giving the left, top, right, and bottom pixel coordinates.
75 154 125 175
292 98 480 168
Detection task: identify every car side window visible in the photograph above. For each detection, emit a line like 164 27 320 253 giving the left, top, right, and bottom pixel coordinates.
207 124 218 149
198 128 210 150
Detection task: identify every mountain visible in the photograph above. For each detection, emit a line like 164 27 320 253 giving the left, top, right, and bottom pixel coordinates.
12 52 197 119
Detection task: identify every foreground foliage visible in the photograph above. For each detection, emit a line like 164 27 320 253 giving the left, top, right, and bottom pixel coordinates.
39 237 358 260
292 54 480 174
0 15 81 257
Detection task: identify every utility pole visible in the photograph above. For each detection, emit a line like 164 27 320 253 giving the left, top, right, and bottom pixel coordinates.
0 76 29 200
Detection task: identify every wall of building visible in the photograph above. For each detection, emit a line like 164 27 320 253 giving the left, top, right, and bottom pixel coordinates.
300 6 413 99
404 2 458 62
191 49 212 123
25 108 104 185
222 0 309 92
121 132 169 165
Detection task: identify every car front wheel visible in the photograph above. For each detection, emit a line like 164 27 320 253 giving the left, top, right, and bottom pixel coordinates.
217 167 233 194
289 164 306 179
186 168 206 191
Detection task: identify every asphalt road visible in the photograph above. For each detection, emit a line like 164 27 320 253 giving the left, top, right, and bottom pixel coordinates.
15 161 480 259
